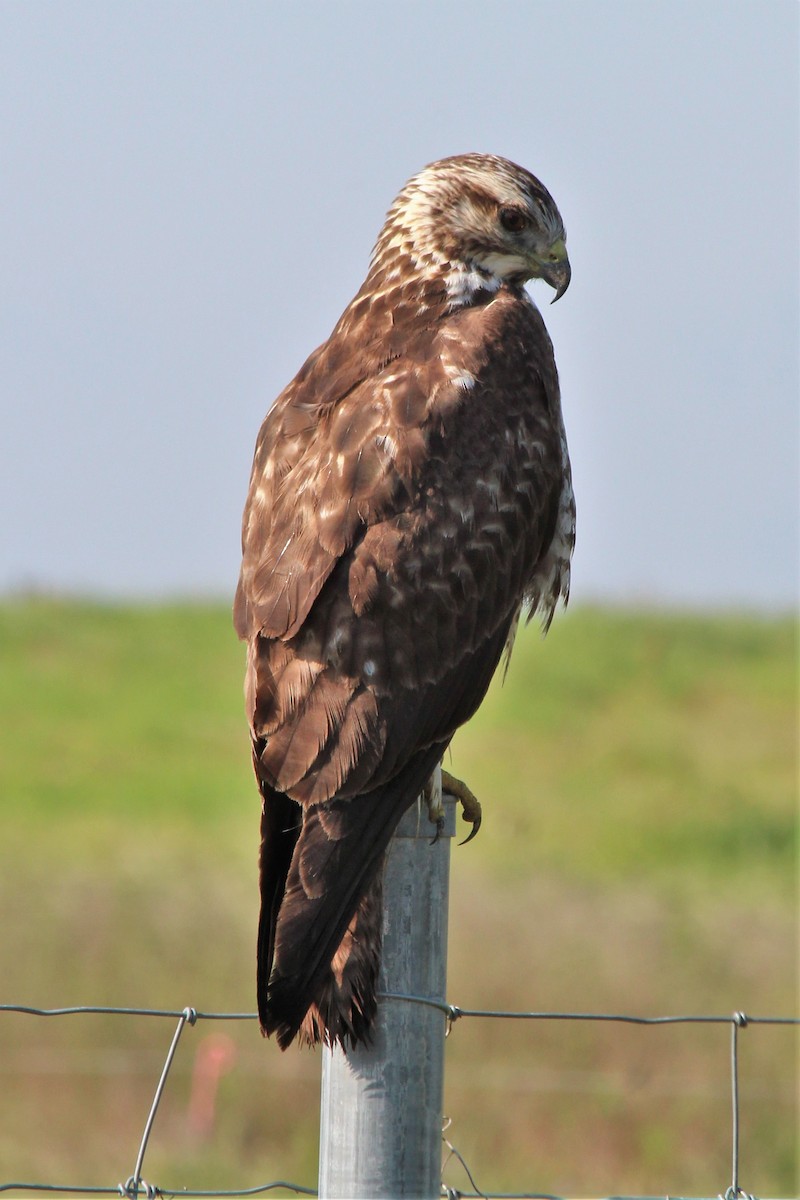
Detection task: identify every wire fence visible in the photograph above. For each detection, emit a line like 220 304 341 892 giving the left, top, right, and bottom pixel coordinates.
1 997 797 1200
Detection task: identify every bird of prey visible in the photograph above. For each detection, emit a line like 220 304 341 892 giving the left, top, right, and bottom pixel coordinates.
234 153 574 1050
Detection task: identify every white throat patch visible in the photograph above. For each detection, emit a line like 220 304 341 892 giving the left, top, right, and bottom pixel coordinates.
444 262 502 309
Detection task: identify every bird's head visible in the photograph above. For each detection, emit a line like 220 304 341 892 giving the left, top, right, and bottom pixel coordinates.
373 153 570 304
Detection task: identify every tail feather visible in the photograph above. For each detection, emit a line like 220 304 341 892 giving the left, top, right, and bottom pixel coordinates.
296 870 383 1048
257 740 446 1049
256 782 301 1031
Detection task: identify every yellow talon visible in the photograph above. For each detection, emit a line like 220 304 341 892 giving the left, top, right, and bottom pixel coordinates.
441 769 482 844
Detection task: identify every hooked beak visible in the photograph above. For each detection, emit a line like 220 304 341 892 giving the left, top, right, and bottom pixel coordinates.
539 237 571 303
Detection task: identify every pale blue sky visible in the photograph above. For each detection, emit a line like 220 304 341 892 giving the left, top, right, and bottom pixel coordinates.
1 1 797 608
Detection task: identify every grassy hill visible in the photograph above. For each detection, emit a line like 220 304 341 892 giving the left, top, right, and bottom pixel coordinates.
0 599 796 1195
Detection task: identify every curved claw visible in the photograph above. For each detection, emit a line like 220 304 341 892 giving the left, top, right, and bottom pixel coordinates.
458 813 481 846
429 815 445 846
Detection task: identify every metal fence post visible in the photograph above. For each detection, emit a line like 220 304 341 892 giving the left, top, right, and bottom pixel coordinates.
318 766 455 1199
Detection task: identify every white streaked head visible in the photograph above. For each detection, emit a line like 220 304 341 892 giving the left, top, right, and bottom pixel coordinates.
371 153 570 301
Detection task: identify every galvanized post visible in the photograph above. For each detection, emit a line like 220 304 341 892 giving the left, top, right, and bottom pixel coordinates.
318 766 455 1200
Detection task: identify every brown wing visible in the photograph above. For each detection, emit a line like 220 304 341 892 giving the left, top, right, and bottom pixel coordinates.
237 287 565 1046
233 274 434 645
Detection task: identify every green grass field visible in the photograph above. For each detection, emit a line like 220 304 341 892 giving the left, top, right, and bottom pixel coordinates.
0 599 797 1195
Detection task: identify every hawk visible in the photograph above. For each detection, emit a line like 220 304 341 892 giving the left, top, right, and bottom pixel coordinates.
234 153 574 1049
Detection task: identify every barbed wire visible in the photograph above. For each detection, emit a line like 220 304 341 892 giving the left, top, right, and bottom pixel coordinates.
1 998 797 1200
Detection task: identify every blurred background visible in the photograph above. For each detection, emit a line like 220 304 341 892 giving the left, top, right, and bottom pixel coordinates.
0 2 797 1196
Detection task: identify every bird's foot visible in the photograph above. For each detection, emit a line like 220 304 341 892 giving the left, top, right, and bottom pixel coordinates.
441 769 482 844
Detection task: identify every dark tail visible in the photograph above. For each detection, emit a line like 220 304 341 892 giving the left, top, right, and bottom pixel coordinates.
256 741 446 1049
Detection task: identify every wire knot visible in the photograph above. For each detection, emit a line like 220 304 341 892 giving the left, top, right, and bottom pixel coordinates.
182 1006 198 1026
445 1004 462 1037
120 1175 160 1198
732 1011 748 1028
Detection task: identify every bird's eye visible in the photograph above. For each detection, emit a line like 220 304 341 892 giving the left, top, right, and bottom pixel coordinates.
499 206 528 234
